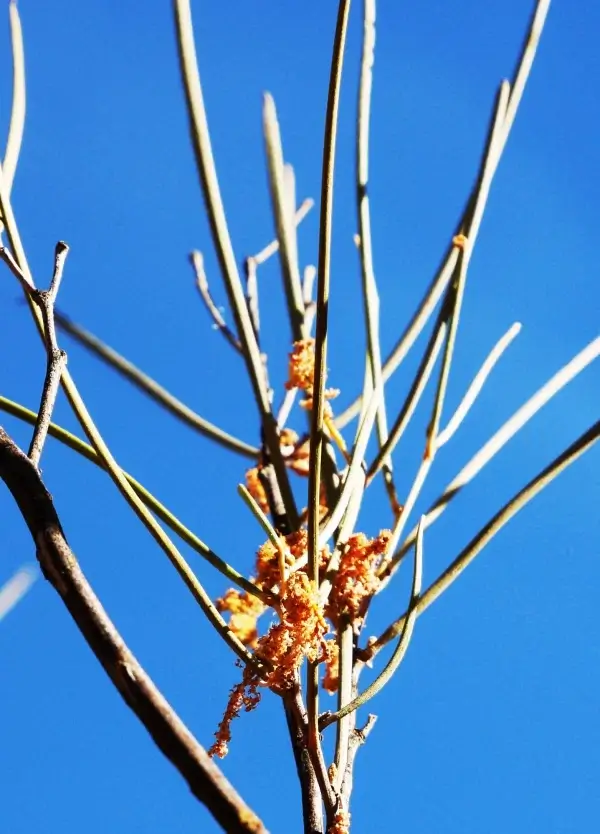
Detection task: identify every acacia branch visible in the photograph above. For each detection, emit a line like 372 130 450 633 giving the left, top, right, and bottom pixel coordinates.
0 425 267 834
54 310 256 458
0 395 273 604
1 0 25 203
27 241 69 465
173 0 298 528
307 0 352 765
364 418 600 659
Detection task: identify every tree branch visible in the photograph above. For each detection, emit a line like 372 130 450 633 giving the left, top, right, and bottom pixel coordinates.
0 425 267 834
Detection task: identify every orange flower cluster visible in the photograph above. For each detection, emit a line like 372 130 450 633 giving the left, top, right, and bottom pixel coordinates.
208 665 260 759
216 588 264 647
328 810 351 834
326 531 391 628
285 338 340 411
245 429 313 514
210 547 329 757
244 467 269 514
281 428 311 477
256 571 328 691
286 338 317 393
322 638 340 694
217 530 331 649
211 529 340 757
212 524 391 757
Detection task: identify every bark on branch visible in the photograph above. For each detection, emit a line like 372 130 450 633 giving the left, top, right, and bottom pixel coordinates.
0 425 267 834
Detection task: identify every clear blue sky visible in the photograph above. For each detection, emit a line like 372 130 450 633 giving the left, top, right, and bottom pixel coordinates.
1 2 599 832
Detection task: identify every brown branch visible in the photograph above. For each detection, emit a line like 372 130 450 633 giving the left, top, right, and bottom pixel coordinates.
28 241 69 465
0 425 267 834
340 714 377 807
283 689 324 834
287 683 337 820
0 241 69 466
190 250 242 352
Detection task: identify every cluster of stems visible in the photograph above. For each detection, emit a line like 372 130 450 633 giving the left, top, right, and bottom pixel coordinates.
0 2 598 833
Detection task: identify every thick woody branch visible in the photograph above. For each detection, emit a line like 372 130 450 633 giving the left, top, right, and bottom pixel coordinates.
0 426 267 834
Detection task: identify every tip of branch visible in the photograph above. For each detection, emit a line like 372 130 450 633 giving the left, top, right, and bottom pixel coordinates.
262 91 277 123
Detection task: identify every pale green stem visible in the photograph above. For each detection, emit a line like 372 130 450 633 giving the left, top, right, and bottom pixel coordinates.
368 418 599 658
306 0 352 773
332 619 354 791
0 395 271 604
0 175 260 668
368 320 447 479
237 483 289 588
2 1 25 201
336 0 552 431
436 322 522 448
355 0 394 505
263 94 306 342
321 516 424 729
385 336 600 578
425 82 510 451
55 311 257 458
173 0 298 528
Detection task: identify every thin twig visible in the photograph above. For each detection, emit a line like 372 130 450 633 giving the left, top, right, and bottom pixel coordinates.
275 261 319 430
276 388 298 430
54 310 257 457
339 713 377 808
0 241 69 465
190 250 242 352
319 378 382 548
367 81 512 563
0 240 32 290
244 256 262 342
320 516 424 730
238 483 289 588
0 395 273 605
332 618 354 793
0 175 260 669
335 0 552 430
245 191 312 353
303 265 317 307
318 475 365 605
263 94 306 341
245 194 314 349
384 456 432 564
384 335 600 578
173 0 298 527
436 322 522 448
283 689 324 834
355 0 397 512
334 244 457 431
307 0 352 764
367 319 448 480
365 418 600 659
287 684 337 815
0 427 268 834
1 1 25 206
253 197 314 267
28 242 69 466
424 82 510 457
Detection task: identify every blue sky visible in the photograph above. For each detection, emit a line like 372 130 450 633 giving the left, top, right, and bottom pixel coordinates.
1 2 599 832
